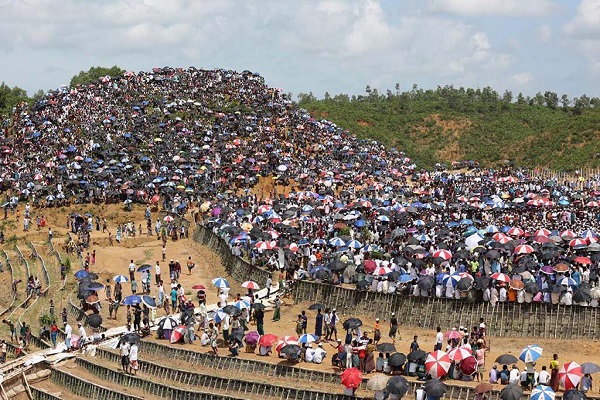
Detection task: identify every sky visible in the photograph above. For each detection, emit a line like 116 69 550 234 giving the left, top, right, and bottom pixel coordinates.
0 0 599 99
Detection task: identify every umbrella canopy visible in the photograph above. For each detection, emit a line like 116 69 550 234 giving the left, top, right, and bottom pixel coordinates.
580 362 600 374
121 332 141 344
366 374 389 391
449 347 472 362
340 367 363 389
560 362 583 390
491 272 511 283
425 350 452 378
137 264 152 272
519 345 543 362
496 354 519 365
298 334 318 344
562 390 588 400
86 281 104 291
377 343 396 353
170 325 187 343
191 284 207 290
460 356 478 376
241 281 259 290
388 352 407 367
308 303 325 311
158 316 178 330
500 384 524 400
475 382 493 394
343 318 363 330
386 376 409 397
122 295 142 306
258 333 278 347
244 331 260 346
113 274 129 283
88 314 103 329
531 385 556 400
407 349 426 362
85 294 100 305
212 277 229 288
141 295 156 308
424 378 447 397
280 343 302 357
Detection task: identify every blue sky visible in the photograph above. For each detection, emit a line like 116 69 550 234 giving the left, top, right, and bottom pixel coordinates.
0 0 598 99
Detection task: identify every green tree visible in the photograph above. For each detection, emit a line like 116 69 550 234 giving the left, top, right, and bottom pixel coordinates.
0 82 30 115
70 65 125 88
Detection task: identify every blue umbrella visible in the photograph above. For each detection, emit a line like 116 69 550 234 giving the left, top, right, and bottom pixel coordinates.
298 334 318 344
519 345 543 362
212 277 229 288
141 295 157 308
460 219 473 226
86 282 104 291
213 310 228 324
74 270 90 280
485 225 499 234
447 221 459 228
122 295 142 306
313 238 326 245
137 264 152 272
347 240 363 249
354 220 366 228
377 215 390 222
233 300 250 309
442 273 461 287
328 237 346 247
113 275 129 283
531 385 555 400
298 238 309 246
398 274 413 283
558 277 577 287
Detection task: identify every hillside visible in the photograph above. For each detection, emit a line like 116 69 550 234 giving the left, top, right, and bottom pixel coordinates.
298 86 600 171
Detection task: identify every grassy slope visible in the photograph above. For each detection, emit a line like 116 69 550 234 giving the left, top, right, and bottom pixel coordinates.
301 99 600 171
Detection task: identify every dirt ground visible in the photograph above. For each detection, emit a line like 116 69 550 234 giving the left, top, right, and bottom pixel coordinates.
4 204 600 392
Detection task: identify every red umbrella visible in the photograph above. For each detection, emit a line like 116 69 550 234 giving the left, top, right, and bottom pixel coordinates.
559 362 583 390
363 260 377 273
170 325 187 344
150 195 160 204
460 356 478 376
574 256 592 266
341 367 363 389
514 244 534 255
241 281 260 290
448 347 472 362
258 334 279 347
433 249 452 261
191 284 206 290
425 350 452 378
445 330 462 340
491 272 511 283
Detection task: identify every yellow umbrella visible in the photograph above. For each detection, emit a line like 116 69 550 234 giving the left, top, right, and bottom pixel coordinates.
241 222 253 232
200 202 211 213
154 137 163 142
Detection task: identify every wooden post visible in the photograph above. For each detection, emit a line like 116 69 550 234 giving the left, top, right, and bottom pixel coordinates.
21 372 33 400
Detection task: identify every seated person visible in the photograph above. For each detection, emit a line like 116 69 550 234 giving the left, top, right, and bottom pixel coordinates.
500 365 510 385
259 345 272 356
305 344 315 363
313 343 327 364
228 339 240 357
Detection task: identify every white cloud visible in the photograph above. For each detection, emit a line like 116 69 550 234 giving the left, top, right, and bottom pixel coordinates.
537 25 552 43
512 73 533 86
427 0 559 17
563 0 600 78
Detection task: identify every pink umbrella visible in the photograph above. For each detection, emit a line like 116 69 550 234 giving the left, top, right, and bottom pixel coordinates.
363 260 377 273
425 350 452 378
559 362 583 390
244 331 260 346
446 330 463 340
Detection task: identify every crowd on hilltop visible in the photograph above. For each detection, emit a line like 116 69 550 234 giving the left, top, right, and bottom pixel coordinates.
1 67 600 308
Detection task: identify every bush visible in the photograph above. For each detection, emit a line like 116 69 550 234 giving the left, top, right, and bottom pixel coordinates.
39 313 55 327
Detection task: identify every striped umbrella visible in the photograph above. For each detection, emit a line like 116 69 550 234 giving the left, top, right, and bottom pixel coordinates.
425 350 452 378
448 347 472 362
530 385 556 400
241 281 260 290
519 345 543 363
212 277 229 288
515 244 534 255
432 249 452 261
328 237 346 247
233 300 251 310
491 272 511 284
559 362 583 390
298 334 319 344
347 240 363 249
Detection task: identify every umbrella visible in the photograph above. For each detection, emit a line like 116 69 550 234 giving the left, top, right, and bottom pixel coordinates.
340 367 363 389
280 343 301 357
170 325 187 343
530 385 556 400
448 347 472 362
251 302 265 310
241 281 260 290
85 294 100 304
213 310 228 324
491 272 511 283
407 349 426 362
425 350 451 378
456 277 473 291
446 330 462 340
424 378 447 397
377 343 396 353
558 277 577 287
386 376 409 397
560 362 583 390
233 300 250 310
85 282 104 291
500 384 524 400
519 345 543 362
158 316 178 330
212 277 229 288
509 279 525 290
308 303 325 311
88 314 103 329
298 334 318 344
343 318 363 330
258 334 278 347
388 352 406 367
562 390 588 400
121 332 141 344
366 374 389 391
418 275 435 290
496 354 519 365
122 295 142 306
113 274 129 283
222 305 241 316
475 382 493 394
74 270 91 280
141 295 156 308
580 362 600 374
137 264 152 272
244 331 260 346
460 355 478 375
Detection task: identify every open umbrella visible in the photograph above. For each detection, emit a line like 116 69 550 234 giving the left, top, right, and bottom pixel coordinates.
122 295 142 306
377 343 396 353
191 284 206 290
298 334 318 344
519 345 543 362
560 362 583 390
251 302 265 310
580 362 600 374
308 303 325 311
343 318 362 330
407 349 426 362
241 281 260 290
366 374 389 391
562 390 588 400
74 270 91 280
341 367 363 389
244 331 260 346
170 325 187 343
424 378 447 397
258 334 278 347
425 350 451 378
137 264 152 272
158 316 178 330
222 305 241 316
280 343 301 357
212 277 229 288
448 347 472 362
500 384 524 400
141 295 156 308
496 354 519 365
446 330 462 340
530 385 556 400
121 332 141 344
388 352 407 368
113 274 128 283
88 314 103 329
460 356 478 376
85 282 104 291
85 294 100 305
475 382 493 394
386 376 409 397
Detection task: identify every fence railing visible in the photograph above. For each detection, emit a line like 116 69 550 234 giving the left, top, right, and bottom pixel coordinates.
0 250 17 317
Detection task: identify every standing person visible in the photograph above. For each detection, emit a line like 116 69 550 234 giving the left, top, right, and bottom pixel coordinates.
389 312 398 344
64 322 72 352
186 256 195 275
323 308 331 341
434 326 443 351
265 276 272 298
410 335 420 352
129 342 139 375
78 322 87 345
300 310 308 334
50 322 58 349
549 354 560 391
255 307 265 336
272 296 281 321
209 322 219 355
128 260 135 282
328 309 338 342
114 282 122 303
373 318 381 345
295 314 304 336
475 340 488 382
105 280 112 301
314 309 323 339
155 261 161 285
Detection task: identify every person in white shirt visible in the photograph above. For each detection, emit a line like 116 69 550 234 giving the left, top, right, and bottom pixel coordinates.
128 343 139 375
119 341 130 372
64 322 73 351
313 343 327 364
509 365 521 384
499 284 508 302
155 262 161 285
561 289 573 305
78 322 87 345
200 330 211 346
305 344 315 363
219 291 229 307
129 260 136 281
434 326 444 351
538 365 550 385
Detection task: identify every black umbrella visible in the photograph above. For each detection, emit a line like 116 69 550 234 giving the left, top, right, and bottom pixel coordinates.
456 277 473 291
424 378 447 397
388 352 406 367
474 276 491 290
280 344 301 356
495 354 519 365
573 288 591 303
222 305 241 316
137 264 152 272
377 343 396 353
251 302 265 310
581 362 600 374
500 383 523 400
563 390 588 400
407 349 426 362
356 280 369 291
121 332 141 344
231 327 245 342
417 276 435 290
386 376 409 397
314 269 332 281
308 303 325 311
486 249 501 259
524 282 539 294
343 318 363 330
88 314 103 329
